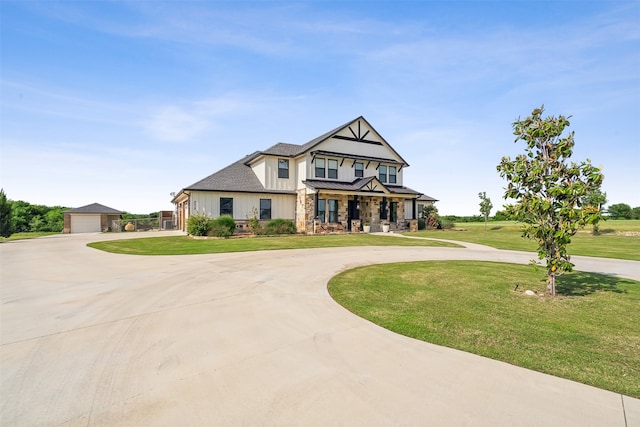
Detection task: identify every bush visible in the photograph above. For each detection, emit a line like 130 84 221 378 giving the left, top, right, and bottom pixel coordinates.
418 218 426 230
440 218 455 229
247 208 263 235
264 218 296 235
209 215 236 238
187 212 213 236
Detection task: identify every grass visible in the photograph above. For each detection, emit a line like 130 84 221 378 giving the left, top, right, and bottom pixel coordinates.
0 232 60 242
328 261 640 398
406 220 640 261
88 233 461 255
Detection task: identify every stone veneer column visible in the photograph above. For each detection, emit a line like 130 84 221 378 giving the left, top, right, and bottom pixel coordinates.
295 189 307 233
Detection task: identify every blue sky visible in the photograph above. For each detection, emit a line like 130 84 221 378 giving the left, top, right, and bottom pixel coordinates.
1 1 638 215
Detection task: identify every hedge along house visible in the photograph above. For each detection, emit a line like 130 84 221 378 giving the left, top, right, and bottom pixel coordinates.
172 116 437 234
63 203 122 233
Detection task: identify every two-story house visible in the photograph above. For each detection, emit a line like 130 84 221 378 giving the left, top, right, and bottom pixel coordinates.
171 116 436 233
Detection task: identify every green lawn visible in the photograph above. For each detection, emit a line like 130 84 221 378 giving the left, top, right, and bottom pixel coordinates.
328 261 640 398
88 233 460 255
0 232 60 242
406 220 640 261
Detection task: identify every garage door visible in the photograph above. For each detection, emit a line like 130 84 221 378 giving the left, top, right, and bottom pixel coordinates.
70 215 101 233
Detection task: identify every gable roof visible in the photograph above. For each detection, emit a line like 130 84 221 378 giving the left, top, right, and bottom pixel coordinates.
177 116 413 196
64 203 122 214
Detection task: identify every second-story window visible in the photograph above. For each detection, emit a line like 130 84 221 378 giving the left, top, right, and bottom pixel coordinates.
379 165 387 183
315 158 326 178
354 162 364 177
389 166 397 184
328 159 338 179
278 159 289 179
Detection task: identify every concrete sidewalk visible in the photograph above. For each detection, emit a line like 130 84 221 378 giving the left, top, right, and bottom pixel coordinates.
1 233 638 426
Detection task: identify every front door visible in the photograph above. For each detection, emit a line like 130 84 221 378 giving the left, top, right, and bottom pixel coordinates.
348 198 360 231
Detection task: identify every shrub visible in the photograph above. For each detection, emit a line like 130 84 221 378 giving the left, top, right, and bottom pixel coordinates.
440 218 455 229
209 215 236 238
418 218 426 230
187 212 213 236
247 208 263 235
264 218 296 235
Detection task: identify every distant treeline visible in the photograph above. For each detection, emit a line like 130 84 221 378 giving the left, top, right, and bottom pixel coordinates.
443 204 640 223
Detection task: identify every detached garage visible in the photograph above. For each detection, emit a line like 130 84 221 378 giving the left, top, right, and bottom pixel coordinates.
63 203 122 234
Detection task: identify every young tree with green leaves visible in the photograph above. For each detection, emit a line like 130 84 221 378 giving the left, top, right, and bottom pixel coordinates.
497 106 604 296
0 189 12 238
581 189 607 234
478 192 493 230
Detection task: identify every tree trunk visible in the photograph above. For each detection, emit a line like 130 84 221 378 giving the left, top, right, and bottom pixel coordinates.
547 273 556 296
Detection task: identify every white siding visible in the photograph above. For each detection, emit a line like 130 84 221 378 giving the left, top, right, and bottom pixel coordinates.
263 157 296 191
319 137 401 161
405 201 415 219
251 158 266 187
296 158 307 189
190 191 296 220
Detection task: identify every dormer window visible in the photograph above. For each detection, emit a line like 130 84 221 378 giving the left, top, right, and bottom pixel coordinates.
389 166 397 184
278 159 289 178
379 165 387 183
328 159 338 179
315 158 326 178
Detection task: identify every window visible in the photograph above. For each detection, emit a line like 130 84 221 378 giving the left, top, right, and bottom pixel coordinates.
317 199 326 223
328 159 338 179
260 199 271 220
278 159 289 179
380 197 388 220
328 199 338 223
379 165 387 183
390 202 398 222
220 198 233 216
389 166 397 184
354 162 364 178
315 158 325 178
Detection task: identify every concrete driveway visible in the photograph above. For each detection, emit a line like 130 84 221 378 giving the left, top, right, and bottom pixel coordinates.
1 232 639 426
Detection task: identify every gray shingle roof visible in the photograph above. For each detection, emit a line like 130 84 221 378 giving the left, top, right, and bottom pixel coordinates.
185 152 295 194
417 194 439 202
64 203 122 214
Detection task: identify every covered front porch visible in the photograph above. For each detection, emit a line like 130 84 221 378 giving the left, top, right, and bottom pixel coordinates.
296 184 420 234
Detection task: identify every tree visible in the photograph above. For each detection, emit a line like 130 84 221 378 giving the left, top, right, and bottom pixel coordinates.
0 189 12 238
581 189 607 234
419 204 440 229
496 106 604 296
478 192 493 230
607 203 632 220
633 207 640 220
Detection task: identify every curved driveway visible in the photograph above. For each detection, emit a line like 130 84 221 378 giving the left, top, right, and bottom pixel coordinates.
1 232 639 426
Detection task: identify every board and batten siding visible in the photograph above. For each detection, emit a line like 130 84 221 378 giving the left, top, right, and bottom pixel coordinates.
190 191 296 220
258 157 297 191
